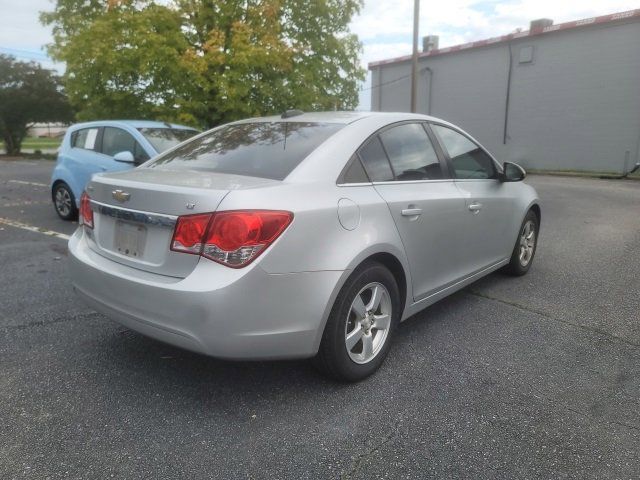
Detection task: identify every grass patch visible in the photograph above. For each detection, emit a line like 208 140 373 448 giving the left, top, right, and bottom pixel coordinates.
0 136 61 151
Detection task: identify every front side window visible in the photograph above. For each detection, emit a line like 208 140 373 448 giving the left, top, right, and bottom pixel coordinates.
431 124 497 179
102 127 147 164
379 123 444 181
147 122 343 181
71 128 99 151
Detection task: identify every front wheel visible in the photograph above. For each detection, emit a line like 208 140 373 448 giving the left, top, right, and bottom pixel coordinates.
314 262 400 382
504 209 539 276
52 182 78 221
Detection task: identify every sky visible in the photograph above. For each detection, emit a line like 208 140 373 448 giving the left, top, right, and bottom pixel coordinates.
1 0 638 110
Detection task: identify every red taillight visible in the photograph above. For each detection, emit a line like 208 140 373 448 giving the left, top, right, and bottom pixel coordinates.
79 192 93 229
170 210 293 268
171 213 211 255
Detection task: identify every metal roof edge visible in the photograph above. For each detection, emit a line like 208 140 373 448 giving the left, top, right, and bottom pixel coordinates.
368 9 640 69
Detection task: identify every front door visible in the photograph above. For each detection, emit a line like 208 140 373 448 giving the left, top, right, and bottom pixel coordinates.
430 123 516 274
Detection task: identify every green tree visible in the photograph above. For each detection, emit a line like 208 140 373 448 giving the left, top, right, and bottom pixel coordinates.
0 55 73 155
41 0 365 128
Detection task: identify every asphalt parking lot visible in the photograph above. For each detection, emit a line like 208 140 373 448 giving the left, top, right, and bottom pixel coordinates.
1 159 639 479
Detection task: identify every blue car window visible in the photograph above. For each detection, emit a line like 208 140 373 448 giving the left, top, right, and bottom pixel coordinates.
71 128 99 151
102 127 148 164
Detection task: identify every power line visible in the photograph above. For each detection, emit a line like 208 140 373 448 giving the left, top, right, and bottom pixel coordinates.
359 67 430 92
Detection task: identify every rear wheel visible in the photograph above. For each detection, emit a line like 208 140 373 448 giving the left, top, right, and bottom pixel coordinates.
504 209 538 276
52 182 78 221
314 262 400 382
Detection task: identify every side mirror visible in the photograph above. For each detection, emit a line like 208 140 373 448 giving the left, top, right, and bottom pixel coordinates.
501 161 526 182
113 151 135 163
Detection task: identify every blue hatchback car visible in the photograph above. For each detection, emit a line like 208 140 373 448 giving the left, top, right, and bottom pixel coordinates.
51 120 199 220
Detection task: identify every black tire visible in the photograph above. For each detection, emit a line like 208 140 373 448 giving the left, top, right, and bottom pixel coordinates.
504 209 539 276
52 182 78 221
314 261 400 382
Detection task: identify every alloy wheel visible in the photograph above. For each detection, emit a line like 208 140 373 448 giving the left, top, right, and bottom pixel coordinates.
518 220 536 266
55 187 72 217
344 282 392 364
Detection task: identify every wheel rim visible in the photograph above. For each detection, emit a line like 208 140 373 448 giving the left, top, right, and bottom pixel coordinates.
55 187 72 217
518 220 536 266
344 282 392 364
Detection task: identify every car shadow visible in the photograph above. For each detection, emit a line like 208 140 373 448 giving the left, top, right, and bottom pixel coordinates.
93 271 511 403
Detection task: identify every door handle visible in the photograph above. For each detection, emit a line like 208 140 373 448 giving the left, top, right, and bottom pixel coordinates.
100 167 107 171
401 208 422 217
468 202 483 214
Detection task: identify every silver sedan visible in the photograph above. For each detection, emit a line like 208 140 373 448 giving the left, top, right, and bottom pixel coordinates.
68 111 540 381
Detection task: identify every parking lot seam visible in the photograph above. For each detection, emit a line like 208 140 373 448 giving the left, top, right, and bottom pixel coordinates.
528 382 640 434
467 290 640 349
341 419 402 479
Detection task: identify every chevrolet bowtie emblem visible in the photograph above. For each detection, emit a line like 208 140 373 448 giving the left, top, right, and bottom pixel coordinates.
112 190 131 203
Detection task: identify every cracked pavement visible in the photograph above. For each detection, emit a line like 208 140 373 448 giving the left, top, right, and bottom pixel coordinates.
1 160 639 479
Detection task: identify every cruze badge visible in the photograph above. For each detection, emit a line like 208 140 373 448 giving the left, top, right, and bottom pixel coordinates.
112 189 131 203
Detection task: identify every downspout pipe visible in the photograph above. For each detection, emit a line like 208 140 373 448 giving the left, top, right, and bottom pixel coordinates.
503 40 514 144
424 67 433 115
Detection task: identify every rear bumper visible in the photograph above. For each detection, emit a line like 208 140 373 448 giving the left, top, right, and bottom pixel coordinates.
68 228 343 360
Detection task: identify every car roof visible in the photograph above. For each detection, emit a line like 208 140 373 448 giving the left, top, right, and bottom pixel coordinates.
68 120 197 130
232 110 448 126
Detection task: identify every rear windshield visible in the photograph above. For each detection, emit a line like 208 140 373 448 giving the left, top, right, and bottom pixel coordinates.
146 122 344 180
138 128 199 153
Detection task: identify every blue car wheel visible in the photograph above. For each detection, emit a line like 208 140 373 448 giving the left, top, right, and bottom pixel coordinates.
52 181 78 221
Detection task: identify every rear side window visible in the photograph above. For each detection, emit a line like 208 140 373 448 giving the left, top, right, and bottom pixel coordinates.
341 155 370 183
71 128 99 151
379 123 444 181
147 122 343 180
358 136 394 182
432 125 498 179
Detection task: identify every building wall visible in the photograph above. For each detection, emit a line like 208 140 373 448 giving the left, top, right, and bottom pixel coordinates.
371 20 640 173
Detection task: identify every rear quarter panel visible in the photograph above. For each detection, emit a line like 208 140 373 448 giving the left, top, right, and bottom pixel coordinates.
217 181 413 351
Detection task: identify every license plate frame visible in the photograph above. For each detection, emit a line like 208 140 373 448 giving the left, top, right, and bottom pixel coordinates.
114 220 147 258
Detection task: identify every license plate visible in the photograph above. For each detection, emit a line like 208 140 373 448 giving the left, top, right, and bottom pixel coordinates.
115 220 146 258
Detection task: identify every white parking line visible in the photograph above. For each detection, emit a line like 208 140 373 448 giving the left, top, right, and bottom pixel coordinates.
0 217 70 240
1 200 48 207
8 180 49 188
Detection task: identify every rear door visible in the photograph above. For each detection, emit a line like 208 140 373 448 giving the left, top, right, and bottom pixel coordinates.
430 123 515 273
67 126 105 192
359 122 468 301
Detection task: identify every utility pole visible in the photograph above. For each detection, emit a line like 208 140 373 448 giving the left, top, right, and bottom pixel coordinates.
410 0 420 113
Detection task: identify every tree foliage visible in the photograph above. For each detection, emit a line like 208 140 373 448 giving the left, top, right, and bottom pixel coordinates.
41 0 365 128
0 55 73 155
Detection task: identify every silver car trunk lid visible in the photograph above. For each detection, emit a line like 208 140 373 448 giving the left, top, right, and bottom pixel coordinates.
84 168 278 278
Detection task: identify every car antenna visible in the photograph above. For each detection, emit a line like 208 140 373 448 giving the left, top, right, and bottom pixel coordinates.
163 121 173 128
281 109 304 119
